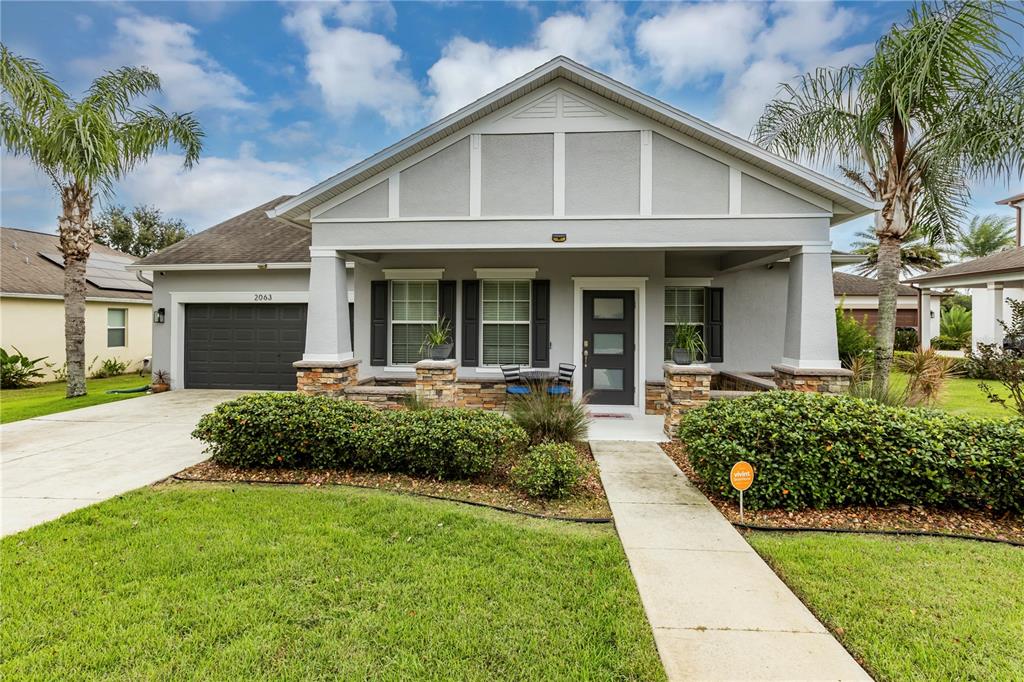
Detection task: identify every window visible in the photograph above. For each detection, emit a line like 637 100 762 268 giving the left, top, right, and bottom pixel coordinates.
107 308 127 348
482 280 530 365
664 288 704 359
391 280 438 364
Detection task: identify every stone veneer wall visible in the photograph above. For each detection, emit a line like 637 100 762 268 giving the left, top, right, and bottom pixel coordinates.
663 363 713 436
715 371 778 393
771 364 852 393
645 381 667 415
343 379 414 409
294 359 360 397
415 359 459 405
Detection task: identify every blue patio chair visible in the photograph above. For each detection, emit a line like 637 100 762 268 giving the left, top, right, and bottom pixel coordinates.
500 365 530 411
547 363 575 396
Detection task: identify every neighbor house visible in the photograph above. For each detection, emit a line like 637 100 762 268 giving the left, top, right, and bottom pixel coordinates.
132 57 876 410
1 227 152 380
832 271 937 334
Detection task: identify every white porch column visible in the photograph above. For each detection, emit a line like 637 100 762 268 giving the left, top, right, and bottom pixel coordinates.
302 249 353 362
973 282 1005 349
780 245 842 369
919 289 932 350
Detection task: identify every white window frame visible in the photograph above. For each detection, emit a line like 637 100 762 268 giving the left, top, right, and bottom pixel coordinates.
480 279 532 367
107 307 127 348
664 286 706 360
389 280 439 366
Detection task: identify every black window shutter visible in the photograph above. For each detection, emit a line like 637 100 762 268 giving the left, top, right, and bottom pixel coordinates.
438 280 457 359
704 287 724 363
370 280 388 366
461 280 480 367
531 280 551 367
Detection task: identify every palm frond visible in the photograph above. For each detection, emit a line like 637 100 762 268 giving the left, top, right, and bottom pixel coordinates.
0 43 66 119
82 66 161 118
119 106 204 171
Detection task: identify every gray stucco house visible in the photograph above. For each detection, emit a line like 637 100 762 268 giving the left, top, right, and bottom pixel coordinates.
132 57 875 411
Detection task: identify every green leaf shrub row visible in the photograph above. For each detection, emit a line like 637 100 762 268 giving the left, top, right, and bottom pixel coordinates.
193 393 528 480
677 391 1024 513
511 442 587 499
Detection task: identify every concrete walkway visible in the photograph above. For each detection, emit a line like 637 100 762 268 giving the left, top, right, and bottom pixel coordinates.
591 440 869 681
1 390 244 536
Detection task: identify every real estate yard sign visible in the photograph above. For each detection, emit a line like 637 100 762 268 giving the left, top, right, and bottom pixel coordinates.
730 461 754 522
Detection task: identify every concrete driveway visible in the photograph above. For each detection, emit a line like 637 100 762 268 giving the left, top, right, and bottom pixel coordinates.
1 390 245 536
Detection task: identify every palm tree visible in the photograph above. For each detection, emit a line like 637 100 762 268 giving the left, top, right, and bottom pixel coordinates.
1 46 203 397
850 226 945 277
958 214 1016 259
754 1 1023 395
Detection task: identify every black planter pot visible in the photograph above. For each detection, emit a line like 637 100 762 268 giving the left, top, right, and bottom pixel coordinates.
429 343 454 360
672 348 692 365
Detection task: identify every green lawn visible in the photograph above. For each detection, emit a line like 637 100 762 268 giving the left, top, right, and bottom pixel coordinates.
890 373 1014 418
1 483 665 680
749 532 1024 681
0 374 149 424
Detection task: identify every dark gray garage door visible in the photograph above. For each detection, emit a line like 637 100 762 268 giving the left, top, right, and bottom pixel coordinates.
185 303 307 390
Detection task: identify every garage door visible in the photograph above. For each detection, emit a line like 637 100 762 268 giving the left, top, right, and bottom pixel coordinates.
185 303 307 390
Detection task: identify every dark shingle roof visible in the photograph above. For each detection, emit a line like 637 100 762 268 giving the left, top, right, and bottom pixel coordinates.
833 272 917 297
1 227 151 300
907 247 1024 283
134 196 310 267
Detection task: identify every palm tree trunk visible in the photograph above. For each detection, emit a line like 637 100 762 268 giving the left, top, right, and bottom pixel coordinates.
59 185 95 398
872 233 902 395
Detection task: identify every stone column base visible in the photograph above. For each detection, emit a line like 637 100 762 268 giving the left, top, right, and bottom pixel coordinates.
663 363 714 437
294 358 360 396
415 359 458 406
771 364 852 393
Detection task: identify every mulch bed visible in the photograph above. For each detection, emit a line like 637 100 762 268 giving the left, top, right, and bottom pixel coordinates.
661 441 1024 544
172 443 611 521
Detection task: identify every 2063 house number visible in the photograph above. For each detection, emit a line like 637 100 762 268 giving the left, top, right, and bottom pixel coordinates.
254 293 273 302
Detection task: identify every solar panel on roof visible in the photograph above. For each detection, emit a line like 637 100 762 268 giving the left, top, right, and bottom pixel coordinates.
37 250 150 293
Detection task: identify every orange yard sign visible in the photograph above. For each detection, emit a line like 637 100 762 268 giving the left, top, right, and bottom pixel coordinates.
730 461 754 491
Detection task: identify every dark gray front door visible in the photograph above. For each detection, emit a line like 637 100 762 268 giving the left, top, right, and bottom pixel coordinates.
582 291 635 405
185 303 307 390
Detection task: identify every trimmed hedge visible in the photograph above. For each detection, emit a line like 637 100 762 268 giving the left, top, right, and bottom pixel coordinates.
677 391 1024 513
511 442 586 499
193 393 528 480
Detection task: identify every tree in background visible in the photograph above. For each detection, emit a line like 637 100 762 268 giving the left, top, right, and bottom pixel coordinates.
850 225 945 277
0 45 203 397
755 1 1024 397
957 214 1017 259
96 204 191 258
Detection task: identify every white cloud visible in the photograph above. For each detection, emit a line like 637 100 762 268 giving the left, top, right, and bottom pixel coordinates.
333 1 397 29
427 3 633 118
74 14 93 31
115 150 316 228
283 3 421 127
74 14 251 112
636 3 764 87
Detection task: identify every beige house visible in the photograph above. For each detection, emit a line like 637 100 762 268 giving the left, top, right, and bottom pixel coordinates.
1 227 152 380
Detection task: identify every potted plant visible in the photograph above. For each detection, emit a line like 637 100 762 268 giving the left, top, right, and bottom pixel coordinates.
151 369 171 393
671 323 706 365
421 318 453 360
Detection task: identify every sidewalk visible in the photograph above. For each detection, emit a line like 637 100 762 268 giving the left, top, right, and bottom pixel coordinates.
591 440 869 682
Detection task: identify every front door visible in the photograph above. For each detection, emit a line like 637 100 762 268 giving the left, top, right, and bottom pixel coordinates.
582 291 635 405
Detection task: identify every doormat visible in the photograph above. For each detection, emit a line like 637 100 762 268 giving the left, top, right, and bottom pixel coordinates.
590 413 634 420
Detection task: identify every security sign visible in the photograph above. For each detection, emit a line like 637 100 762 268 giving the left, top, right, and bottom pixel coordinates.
730 461 754 491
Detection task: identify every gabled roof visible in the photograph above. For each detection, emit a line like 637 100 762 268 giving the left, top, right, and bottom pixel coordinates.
269 56 877 227
134 196 310 267
833 271 917 297
907 247 1024 284
1 227 151 300
996 191 1024 206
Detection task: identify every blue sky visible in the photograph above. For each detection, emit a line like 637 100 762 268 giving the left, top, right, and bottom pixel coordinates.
1 1 1020 251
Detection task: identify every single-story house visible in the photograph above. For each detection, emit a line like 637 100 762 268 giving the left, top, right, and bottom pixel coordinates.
1 227 152 380
132 56 876 411
832 271 940 333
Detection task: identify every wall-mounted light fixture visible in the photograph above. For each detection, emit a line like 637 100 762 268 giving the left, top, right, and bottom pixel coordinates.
154 307 165 324
551 233 567 243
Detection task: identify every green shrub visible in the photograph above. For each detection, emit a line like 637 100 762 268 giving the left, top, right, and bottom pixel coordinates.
511 442 586 499
930 335 967 351
940 304 972 341
193 393 528 480
508 391 591 444
835 305 873 367
0 347 47 388
677 391 1024 513
91 357 129 378
893 327 919 352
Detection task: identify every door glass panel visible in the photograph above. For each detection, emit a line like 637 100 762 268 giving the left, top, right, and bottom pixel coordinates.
593 298 624 320
593 368 623 391
593 333 624 355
